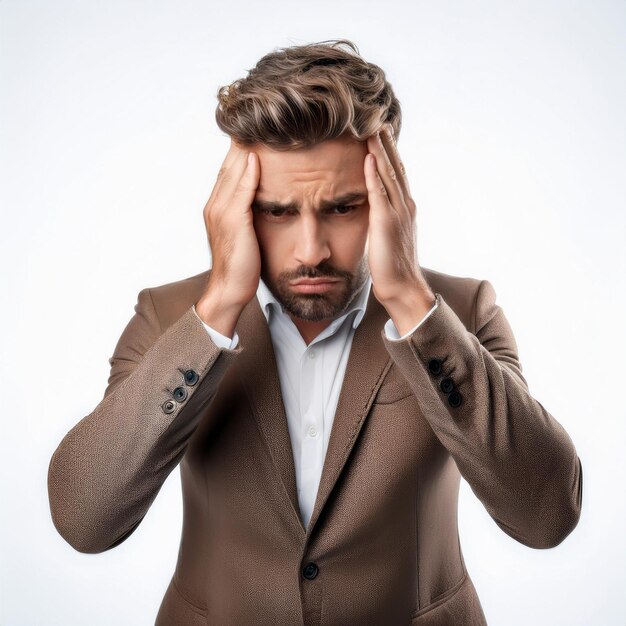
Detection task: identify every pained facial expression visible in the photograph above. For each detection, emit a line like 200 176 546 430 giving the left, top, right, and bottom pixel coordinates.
251 134 371 322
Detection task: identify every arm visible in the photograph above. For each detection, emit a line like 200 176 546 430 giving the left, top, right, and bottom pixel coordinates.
47 287 243 554
380 278 583 549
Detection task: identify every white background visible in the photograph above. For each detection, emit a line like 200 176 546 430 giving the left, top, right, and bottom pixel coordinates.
1 1 624 624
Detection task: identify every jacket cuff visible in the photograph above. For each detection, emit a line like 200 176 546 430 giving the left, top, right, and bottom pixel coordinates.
379 292 474 412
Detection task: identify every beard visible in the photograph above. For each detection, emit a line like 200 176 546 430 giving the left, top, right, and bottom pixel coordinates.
261 253 370 322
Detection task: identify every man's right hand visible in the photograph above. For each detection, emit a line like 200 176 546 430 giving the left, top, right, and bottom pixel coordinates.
194 140 262 339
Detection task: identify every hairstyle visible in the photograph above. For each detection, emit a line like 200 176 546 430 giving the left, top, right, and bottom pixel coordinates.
214 39 402 151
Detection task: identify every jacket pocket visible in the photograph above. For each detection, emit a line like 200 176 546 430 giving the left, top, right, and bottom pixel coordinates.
373 375 415 404
155 576 208 626
410 572 488 625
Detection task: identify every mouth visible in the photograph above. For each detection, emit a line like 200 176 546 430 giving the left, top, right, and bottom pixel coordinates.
290 278 340 294
291 278 339 285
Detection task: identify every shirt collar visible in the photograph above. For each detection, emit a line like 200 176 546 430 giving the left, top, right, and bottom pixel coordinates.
256 273 372 330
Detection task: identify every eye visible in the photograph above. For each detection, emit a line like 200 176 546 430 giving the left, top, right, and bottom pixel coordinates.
253 205 360 220
257 208 292 219
329 205 358 215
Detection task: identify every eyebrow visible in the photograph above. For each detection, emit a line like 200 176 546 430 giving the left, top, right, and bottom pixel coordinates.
252 191 368 212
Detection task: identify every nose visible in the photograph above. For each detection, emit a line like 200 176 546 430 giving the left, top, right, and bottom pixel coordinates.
293 214 331 268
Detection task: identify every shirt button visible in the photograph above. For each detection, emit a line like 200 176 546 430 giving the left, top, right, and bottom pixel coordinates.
308 426 317 437
308 350 316 359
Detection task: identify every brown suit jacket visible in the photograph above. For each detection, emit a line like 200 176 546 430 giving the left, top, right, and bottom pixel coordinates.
47 266 583 625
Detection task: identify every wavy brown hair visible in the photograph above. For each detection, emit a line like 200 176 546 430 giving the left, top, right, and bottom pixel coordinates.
214 39 402 151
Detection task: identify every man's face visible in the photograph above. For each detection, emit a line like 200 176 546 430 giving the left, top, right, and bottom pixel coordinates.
251 134 371 322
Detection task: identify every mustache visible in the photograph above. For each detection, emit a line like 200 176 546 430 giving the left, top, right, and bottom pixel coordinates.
285 264 349 281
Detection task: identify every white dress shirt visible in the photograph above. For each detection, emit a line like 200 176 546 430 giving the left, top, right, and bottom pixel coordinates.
192 275 437 528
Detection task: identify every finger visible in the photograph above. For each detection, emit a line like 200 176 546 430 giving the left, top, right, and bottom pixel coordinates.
206 143 250 213
220 138 248 180
206 137 249 204
379 125 414 210
364 153 392 219
206 140 239 207
232 152 260 214
367 130 405 216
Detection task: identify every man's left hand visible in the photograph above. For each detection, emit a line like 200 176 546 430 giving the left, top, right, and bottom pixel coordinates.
364 123 436 335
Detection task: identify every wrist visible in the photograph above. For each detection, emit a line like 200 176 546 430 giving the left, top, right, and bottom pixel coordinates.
195 290 244 339
383 285 436 337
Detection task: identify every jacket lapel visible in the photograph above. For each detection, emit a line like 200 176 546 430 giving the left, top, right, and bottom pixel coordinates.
233 296 303 534
234 287 393 540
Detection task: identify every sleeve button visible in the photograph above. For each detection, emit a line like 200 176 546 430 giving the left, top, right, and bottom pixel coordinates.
184 369 199 386
428 358 443 376
173 386 188 402
440 377 455 394
162 399 177 414
447 390 463 408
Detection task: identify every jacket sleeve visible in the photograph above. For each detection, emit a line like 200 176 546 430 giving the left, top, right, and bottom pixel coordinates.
380 278 583 549
47 287 244 554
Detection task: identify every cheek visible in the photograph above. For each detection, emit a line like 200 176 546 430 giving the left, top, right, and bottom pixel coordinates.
253 223 288 268
329 220 369 262
342 214 369 245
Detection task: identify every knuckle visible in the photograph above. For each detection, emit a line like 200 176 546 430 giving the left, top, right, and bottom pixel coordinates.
206 201 222 218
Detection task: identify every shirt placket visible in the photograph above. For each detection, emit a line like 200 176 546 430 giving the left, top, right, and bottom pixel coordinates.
299 340 325 526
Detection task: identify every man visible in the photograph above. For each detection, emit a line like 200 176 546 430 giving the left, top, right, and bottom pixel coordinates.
47 39 583 625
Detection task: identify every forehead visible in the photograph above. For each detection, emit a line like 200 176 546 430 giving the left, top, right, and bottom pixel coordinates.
254 135 368 198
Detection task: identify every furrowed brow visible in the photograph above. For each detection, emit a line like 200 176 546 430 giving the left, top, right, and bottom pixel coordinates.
252 191 368 212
